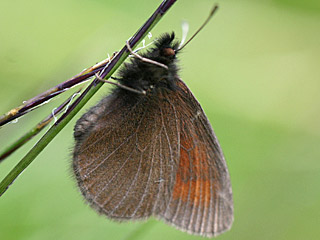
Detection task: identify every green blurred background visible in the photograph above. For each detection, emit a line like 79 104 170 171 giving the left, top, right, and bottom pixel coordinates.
1 0 320 239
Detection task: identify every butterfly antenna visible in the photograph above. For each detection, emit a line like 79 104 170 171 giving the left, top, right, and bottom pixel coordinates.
177 5 219 51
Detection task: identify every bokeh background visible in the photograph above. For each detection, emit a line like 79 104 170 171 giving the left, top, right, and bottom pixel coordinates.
1 0 319 239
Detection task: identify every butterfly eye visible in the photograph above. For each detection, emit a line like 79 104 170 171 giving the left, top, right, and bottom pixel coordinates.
162 47 175 57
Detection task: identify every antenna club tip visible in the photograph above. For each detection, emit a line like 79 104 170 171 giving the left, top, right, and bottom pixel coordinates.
211 5 219 15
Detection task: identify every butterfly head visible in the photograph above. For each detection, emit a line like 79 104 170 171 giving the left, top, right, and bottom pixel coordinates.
117 32 181 97
138 32 181 72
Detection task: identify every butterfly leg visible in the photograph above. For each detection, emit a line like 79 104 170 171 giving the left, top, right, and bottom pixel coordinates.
95 73 146 95
126 41 168 70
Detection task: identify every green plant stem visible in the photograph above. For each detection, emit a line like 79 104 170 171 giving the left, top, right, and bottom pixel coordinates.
0 90 79 162
0 82 102 196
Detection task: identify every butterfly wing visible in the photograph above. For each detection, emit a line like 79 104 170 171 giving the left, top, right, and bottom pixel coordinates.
73 78 233 236
73 92 180 220
156 78 233 237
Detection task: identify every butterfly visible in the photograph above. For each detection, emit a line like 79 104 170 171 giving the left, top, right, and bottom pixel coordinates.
72 32 233 237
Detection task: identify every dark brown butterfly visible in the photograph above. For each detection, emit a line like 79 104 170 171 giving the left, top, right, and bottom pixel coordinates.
73 32 233 237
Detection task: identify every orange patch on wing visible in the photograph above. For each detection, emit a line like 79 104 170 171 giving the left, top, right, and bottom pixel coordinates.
172 132 212 207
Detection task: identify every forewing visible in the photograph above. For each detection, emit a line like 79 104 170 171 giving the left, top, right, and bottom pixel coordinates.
73 94 180 220
157 79 233 237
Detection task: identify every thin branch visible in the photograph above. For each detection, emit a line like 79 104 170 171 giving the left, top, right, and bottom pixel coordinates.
0 89 81 162
0 54 116 127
